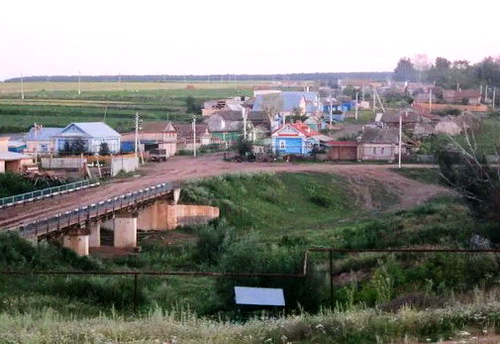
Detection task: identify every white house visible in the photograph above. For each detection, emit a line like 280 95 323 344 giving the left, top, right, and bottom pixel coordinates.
53 122 121 154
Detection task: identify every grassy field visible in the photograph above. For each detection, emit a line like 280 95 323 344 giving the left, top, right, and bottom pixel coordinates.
0 85 256 132
0 81 271 94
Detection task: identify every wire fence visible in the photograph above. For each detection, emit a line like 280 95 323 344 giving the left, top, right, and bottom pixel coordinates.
0 180 95 209
2 248 499 313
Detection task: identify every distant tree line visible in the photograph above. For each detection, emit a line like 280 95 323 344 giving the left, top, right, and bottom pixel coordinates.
3 72 392 83
393 55 500 89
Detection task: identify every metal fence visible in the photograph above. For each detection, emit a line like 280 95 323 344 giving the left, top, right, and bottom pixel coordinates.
1 248 499 313
0 180 96 209
19 182 173 237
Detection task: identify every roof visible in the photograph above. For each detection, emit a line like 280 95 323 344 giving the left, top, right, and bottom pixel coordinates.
139 121 176 133
173 123 209 139
381 110 423 124
234 286 285 306
272 122 318 138
0 151 32 161
59 122 120 138
443 89 481 98
25 127 63 141
360 127 400 144
310 134 335 142
253 91 320 112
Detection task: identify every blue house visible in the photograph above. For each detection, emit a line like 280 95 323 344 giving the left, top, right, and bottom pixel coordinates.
271 122 319 155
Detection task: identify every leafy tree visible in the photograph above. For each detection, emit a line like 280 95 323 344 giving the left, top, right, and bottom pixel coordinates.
427 57 452 87
260 93 283 129
393 58 418 82
99 142 110 155
186 96 202 114
70 138 86 154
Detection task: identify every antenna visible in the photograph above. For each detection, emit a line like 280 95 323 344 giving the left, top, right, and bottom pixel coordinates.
118 73 123 91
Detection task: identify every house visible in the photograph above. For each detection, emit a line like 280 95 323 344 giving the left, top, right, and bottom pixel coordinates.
25 125 63 155
205 110 262 144
326 141 358 161
121 121 179 156
202 97 248 116
173 123 211 151
271 122 319 155
357 127 406 162
442 89 481 105
252 91 322 122
380 108 434 134
0 137 34 173
54 122 120 155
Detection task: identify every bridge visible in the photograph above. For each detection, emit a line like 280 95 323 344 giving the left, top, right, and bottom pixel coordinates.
3 182 219 256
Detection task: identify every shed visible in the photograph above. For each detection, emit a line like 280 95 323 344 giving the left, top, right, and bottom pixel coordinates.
326 141 358 161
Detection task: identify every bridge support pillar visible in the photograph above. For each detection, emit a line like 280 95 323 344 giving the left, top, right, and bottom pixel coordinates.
137 188 181 230
63 227 90 256
88 221 101 248
114 212 137 248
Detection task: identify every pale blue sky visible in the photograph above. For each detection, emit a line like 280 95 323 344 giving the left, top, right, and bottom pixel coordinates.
1 0 499 80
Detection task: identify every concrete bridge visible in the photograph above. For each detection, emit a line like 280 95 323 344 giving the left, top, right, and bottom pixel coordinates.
16 182 219 256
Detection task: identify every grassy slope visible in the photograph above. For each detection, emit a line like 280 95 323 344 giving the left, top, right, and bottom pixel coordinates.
1 172 499 343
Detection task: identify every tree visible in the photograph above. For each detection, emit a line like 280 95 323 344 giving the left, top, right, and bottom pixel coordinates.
70 139 86 155
99 142 110 156
427 57 452 86
412 54 431 82
436 123 500 223
186 96 202 114
393 58 418 82
260 93 283 129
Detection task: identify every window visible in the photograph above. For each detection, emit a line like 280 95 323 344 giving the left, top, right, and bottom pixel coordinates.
279 140 286 149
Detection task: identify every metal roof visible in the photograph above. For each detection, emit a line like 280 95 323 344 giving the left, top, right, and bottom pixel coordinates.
25 127 63 141
59 122 120 138
234 286 285 306
0 151 32 161
253 92 320 112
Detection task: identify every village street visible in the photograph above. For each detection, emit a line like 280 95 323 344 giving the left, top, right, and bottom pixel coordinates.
0 154 450 230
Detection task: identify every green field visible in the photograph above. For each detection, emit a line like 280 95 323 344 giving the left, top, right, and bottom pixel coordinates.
0 85 255 133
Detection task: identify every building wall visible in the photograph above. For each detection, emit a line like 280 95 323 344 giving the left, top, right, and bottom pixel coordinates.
272 137 303 155
0 138 8 152
329 146 358 160
357 144 396 161
0 161 5 173
41 157 85 169
111 156 139 176
26 140 56 154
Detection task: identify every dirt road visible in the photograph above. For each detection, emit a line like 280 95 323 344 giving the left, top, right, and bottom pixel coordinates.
0 154 451 229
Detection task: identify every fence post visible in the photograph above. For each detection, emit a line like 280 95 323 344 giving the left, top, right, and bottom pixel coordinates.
329 250 334 307
133 273 138 314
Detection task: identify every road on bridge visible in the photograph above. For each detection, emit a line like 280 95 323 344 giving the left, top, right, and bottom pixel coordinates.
0 154 450 230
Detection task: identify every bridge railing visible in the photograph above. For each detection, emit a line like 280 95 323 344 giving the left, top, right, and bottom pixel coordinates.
19 182 173 237
0 180 97 209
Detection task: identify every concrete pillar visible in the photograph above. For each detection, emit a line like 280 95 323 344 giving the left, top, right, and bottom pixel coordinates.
166 204 177 230
173 188 181 204
63 227 90 256
114 212 137 248
88 221 101 248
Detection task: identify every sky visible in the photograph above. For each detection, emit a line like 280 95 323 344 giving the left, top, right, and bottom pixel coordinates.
1 0 499 81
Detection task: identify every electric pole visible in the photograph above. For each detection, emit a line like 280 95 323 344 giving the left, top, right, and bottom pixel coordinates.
20 74 25 100
192 116 197 157
355 91 359 120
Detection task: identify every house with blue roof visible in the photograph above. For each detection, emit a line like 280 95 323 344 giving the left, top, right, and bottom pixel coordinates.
53 122 121 154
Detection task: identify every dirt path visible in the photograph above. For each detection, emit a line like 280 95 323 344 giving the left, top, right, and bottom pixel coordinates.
0 154 451 229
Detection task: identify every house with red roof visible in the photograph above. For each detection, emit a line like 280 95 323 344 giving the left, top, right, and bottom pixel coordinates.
271 122 320 155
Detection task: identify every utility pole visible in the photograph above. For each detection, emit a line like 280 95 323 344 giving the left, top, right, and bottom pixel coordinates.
134 112 140 158
493 87 496 109
372 89 376 112
355 91 359 120
329 97 333 128
480 85 483 101
192 116 197 157
361 84 365 101
484 85 488 103
242 108 247 140
398 109 404 169
20 74 25 100
78 71 81 95
429 88 433 112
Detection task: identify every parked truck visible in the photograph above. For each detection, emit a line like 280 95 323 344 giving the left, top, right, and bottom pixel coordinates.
149 149 168 162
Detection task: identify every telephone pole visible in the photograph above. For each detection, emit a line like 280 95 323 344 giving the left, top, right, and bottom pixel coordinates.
192 116 197 157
